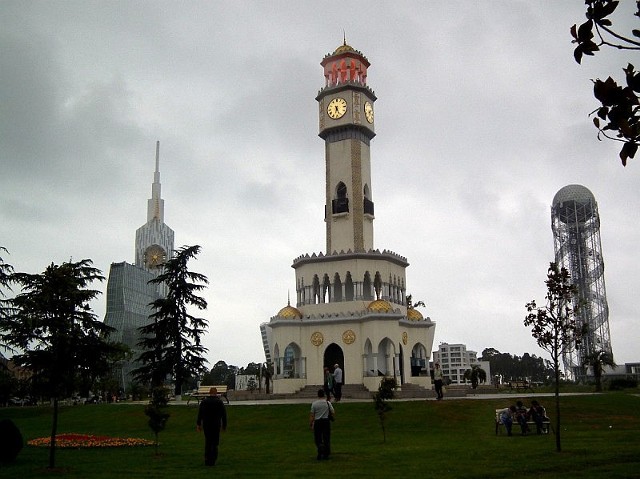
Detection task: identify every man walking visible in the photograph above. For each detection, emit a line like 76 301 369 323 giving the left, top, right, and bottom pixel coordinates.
310 389 335 460
433 362 444 400
196 387 227 466
332 363 343 402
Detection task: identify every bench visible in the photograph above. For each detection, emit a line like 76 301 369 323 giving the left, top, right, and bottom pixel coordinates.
507 380 534 392
186 385 229 405
495 408 551 435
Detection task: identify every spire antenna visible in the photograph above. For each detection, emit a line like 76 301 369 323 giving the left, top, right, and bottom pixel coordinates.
155 140 160 173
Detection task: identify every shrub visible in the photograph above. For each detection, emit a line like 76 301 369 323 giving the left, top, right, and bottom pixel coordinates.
608 378 638 391
0 418 23 463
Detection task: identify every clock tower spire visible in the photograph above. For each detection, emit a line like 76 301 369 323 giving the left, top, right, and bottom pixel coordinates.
316 42 376 254
135 141 175 272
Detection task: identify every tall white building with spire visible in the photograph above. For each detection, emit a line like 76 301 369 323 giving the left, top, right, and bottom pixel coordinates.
262 42 436 395
104 142 175 391
135 141 174 272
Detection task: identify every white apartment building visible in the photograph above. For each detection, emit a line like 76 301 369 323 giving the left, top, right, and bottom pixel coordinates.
432 343 490 385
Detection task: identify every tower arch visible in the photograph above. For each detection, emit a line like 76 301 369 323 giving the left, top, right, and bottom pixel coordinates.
324 343 345 382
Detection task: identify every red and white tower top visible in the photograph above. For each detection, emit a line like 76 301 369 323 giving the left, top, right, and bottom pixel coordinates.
321 39 370 88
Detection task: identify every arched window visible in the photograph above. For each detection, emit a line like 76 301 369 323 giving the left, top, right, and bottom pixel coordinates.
312 275 320 305
345 272 354 301
363 184 374 215
332 182 349 214
363 271 373 301
411 343 428 377
284 343 302 379
374 272 383 300
323 274 331 303
333 273 342 302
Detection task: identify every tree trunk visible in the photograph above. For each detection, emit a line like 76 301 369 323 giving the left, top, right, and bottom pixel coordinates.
48 397 59 468
554 351 561 453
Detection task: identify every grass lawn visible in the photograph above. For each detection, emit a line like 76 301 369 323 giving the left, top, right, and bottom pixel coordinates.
1 393 639 478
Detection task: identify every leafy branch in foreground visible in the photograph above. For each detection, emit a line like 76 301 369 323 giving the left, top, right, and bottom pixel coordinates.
571 0 640 165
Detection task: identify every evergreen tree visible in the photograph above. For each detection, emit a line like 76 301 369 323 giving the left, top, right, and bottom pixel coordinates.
134 245 209 396
0 247 14 327
0 259 114 469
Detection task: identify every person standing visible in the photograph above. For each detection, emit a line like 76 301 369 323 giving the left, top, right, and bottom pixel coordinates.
310 388 335 460
196 387 227 466
332 363 343 402
323 366 334 400
433 362 444 400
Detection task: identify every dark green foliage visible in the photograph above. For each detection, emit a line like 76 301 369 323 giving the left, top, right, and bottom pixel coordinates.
372 377 397 443
134 245 209 395
144 386 171 455
0 246 13 295
608 378 638 390
463 365 487 389
0 259 116 468
0 418 23 463
583 350 617 392
202 360 238 389
481 348 554 383
571 1 640 165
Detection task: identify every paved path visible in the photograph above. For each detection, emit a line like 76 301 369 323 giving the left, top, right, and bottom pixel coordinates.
165 391 594 407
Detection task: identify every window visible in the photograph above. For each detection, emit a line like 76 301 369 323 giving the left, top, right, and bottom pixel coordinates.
332 182 349 214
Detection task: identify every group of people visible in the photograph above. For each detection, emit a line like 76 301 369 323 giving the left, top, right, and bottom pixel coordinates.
498 399 548 436
195 364 345 466
322 363 343 402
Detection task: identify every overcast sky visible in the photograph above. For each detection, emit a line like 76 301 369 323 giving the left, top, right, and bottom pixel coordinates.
1 2 638 369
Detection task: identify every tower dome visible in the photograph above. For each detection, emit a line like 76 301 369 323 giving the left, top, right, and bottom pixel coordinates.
367 299 393 313
277 302 302 319
552 184 595 207
552 184 596 224
407 308 424 321
333 42 355 55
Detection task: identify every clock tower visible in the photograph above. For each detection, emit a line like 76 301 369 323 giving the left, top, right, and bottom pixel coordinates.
263 41 436 397
316 41 376 254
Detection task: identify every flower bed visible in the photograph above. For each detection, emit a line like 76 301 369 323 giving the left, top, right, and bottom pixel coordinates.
28 433 154 448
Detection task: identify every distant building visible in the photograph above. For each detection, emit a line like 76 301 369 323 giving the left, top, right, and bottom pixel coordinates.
104 142 175 391
432 343 490 385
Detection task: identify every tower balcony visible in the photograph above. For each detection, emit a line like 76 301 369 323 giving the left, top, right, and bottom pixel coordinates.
332 198 349 214
364 198 374 216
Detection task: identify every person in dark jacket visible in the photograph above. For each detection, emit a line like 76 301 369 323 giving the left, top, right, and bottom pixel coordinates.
196 387 227 466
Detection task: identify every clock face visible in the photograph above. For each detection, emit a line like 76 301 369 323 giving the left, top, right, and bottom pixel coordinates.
364 101 374 123
145 245 166 269
327 97 347 119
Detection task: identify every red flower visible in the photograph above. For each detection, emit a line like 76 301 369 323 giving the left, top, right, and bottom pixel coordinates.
28 433 154 448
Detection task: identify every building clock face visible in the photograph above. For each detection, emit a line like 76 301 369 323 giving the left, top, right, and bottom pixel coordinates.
327 97 347 119
144 245 166 269
364 101 374 123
